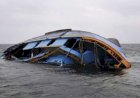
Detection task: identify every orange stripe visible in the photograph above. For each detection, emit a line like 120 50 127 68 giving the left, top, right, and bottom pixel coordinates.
82 37 131 69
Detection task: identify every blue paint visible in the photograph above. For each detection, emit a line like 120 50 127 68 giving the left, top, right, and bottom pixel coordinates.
82 50 95 65
45 55 74 66
60 46 81 58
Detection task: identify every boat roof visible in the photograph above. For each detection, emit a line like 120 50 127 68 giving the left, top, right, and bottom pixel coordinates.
23 29 126 59
24 29 112 43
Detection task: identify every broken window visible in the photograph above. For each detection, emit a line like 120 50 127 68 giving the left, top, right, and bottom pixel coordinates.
64 38 81 52
65 39 77 48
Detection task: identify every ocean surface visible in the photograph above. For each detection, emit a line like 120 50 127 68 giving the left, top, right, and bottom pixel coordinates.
0 44 140 98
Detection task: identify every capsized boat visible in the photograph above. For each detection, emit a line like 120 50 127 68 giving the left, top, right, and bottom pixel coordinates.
3 29 131 70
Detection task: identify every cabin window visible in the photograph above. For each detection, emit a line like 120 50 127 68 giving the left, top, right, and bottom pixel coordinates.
49 39 68 46
47 39 56 46
65 39 77 48
35 40 51 48
23 42 38 50
64 39 80 52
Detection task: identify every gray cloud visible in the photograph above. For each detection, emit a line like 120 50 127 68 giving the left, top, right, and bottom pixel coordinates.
0 0 140 43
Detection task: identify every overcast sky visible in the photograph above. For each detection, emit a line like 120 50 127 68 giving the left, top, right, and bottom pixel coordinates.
0 0 139 44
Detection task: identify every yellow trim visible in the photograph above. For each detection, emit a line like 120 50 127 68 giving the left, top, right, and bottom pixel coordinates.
82 37 131 69
30 48 59 63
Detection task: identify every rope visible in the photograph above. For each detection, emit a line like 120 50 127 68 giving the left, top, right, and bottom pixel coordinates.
65 39 79 57
94 43 101 69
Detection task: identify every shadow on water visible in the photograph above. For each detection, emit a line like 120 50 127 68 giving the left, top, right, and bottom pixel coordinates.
0 57 126 79
1 57 126 77
31 62 126 77
0 58 137 98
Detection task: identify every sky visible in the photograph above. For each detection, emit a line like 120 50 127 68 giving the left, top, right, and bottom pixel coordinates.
0 0 139 44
